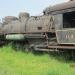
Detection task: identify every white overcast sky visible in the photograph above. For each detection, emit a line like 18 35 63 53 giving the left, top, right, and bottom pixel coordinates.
0 0 69 19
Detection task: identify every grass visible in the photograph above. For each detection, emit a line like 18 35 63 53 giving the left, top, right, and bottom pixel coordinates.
0 45 75 75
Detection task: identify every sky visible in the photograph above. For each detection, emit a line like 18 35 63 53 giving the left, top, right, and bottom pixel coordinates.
0 0 69 19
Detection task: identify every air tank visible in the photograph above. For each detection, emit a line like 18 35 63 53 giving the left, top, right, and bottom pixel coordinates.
6 34 25 40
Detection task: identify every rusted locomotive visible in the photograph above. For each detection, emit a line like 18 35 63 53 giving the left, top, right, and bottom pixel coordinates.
0 0 75 55
0 11 56 50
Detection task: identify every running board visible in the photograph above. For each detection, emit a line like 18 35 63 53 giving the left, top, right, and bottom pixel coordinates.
34 45 75 51
48 45 75 49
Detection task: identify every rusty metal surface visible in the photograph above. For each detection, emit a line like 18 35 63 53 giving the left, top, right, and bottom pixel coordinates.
0 23 3 34
56 29 75 44
2 20 26 34
26 15 55 33
48 45 75 49
34 45 75 51
2 12 55 34
3 16 18 24
2 12 30 34
44 1 75 14
54 14 63 30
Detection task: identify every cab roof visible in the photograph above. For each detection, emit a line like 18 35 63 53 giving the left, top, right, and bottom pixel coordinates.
44 1 75 14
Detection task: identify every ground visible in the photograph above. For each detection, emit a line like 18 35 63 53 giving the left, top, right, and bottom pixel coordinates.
0 45 75 75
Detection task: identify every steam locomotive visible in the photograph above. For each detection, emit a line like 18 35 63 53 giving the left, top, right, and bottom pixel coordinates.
0 0 75 54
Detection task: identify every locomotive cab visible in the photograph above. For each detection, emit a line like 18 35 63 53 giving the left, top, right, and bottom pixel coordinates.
44 0 75 45
55 12 75 44
54 1 75 44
